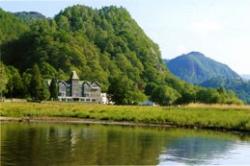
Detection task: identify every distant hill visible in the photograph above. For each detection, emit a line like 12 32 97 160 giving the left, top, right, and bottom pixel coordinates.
14 11 46 22
0 8 29 43
166 52 240 84
242 74 250 81
165 52 250 103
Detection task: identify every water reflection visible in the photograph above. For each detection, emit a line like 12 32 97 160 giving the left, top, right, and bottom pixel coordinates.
1 122 250 165
159 137 234 165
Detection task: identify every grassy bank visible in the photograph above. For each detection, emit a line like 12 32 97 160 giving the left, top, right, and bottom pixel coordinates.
1 102 250 131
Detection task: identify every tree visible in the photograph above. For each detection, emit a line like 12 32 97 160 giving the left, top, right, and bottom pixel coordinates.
22 69 32 97
0 63 8 97
5 66 25 98
30 64 50 101
216 88 242 105
41 81 50 101
108 75 146 104
49 77 58 100
151 85 181 105
196 89 220 104
145 82 158 96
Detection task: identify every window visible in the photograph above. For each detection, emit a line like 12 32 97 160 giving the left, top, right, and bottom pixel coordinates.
91 89 98 92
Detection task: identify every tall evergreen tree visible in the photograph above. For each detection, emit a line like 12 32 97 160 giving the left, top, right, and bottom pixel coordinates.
0 62 8 97
49 77 58 100
30 64 49 101
41 81 50 101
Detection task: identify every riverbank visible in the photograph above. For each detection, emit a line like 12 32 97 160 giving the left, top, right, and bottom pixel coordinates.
1 102 250 131
0 116 174 128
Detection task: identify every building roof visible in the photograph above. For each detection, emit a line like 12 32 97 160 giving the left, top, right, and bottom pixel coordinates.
71 71 79 80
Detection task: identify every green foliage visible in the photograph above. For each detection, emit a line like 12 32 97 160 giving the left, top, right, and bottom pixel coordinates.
1 5 167 104
42 82 50 101
0 8 29 43
196 89 219 104
108 75 146 104
40 62 58 79
151 85 181 105
49 77 58 100
201 77 250 104
0 62 8 95
30 64 50 101
145 82 158 96
21 69 32 97
196 88 242 105
5 66 25 98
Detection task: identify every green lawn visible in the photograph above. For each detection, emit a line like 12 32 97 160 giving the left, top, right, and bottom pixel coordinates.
1 102 250 131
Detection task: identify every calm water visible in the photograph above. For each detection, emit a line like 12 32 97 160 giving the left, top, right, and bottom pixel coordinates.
1 122 250 166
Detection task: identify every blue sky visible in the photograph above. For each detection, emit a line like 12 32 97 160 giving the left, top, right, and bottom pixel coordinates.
1 0 250 74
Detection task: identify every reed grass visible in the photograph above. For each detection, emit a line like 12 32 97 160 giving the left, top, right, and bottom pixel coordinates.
1 102 250 131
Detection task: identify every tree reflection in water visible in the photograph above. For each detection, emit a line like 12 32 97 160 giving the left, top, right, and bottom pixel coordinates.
1 123 250 166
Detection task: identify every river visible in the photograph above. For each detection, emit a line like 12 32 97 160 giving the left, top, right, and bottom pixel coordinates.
1 122 250 165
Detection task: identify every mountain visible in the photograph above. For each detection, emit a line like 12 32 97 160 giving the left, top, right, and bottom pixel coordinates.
14 11 46 22
166 52 241 84
0 6 242 105
165 52 249 103
242 74 250 81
